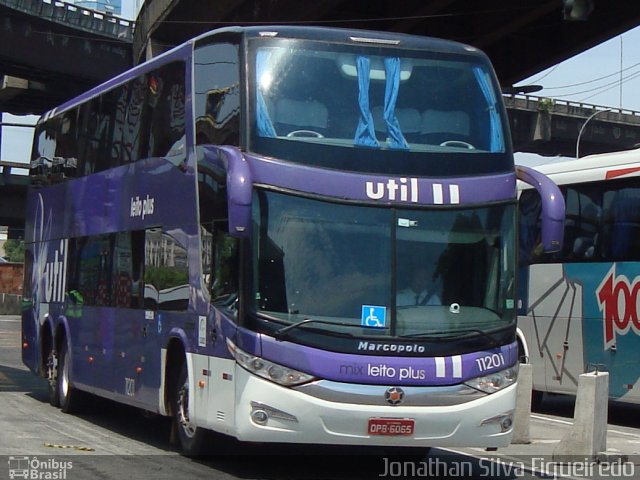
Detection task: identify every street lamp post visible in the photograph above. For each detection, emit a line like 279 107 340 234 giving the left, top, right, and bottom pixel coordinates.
576 108 611 159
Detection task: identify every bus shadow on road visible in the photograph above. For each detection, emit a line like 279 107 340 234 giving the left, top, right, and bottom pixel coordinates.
193 444 429 480
192 446 538 480
0 364 48 398
534 392 640 429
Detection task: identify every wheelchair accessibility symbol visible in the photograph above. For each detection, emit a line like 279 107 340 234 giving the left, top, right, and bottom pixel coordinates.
361 305 387 328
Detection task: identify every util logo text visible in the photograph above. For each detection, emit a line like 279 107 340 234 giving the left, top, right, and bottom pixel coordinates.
365 179 460 204
597 265 640 351
43 239 68 303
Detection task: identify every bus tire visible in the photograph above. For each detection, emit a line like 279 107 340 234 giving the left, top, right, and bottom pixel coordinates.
46 349 60 407
517 338 543 409
531 389 544 410
57 340 83 414
173 361 208 456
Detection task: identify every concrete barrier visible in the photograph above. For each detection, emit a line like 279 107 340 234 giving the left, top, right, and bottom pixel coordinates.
0 293 21 314
511 363 532 444
552 371 624 462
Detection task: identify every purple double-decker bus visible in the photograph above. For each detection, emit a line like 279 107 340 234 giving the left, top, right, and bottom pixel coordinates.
21 26 563 455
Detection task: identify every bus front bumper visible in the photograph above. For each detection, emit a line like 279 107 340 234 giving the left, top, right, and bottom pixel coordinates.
232 367 516 448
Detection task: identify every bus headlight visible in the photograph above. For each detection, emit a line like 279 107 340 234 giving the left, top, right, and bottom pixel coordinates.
465 364 518 394
226 339 316 386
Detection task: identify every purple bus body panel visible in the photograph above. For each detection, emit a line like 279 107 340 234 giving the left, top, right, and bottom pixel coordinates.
25 159 198 241
258 334 517 386
23 140 521 411
244 151 517 205
23 156 202 408
209 147 517 238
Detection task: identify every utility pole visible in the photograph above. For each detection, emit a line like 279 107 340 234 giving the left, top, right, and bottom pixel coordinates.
576 108 611 159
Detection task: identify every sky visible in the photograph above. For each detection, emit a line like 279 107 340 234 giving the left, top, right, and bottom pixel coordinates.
517 25 640 112
3 7 640 166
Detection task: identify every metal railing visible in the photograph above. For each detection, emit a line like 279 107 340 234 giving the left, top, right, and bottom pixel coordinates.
503 93 640 122
0 161 29 177
0 161 29 168
0 0 135 41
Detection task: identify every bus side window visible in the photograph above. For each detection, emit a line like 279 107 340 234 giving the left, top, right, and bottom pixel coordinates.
211 223 239 311
562 186 601 261
198 172 239 313
110 75 151 167
54 110 80 180
144 229 189 311
78 97 112 175
604 187 640 261
570 202 600 260
149 62 186 165
194 40 240 146
70 234 113 307
518 189 543 265
111 231 145 309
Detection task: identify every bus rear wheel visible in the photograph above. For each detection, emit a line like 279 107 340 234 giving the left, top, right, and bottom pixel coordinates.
46 350 60 407
57 340 83 413
173 362 208 456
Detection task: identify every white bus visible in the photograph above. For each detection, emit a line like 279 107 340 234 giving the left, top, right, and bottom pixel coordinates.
517 148 640 403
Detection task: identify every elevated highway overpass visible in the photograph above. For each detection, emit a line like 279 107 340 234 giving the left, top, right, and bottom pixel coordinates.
0 161 28 236
0 0 133 115
133 0 640 89
2 0 640 232
2 0 640 116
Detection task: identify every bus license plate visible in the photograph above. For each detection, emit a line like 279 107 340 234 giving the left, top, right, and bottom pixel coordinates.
368 418 415 436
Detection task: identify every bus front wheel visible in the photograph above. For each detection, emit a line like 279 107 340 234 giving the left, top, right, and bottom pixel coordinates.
173 362 208 456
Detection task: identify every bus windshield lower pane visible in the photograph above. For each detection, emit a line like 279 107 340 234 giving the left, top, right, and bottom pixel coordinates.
252 191 516 338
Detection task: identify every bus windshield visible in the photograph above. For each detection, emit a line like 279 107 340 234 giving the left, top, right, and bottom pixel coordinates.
252 190 516 338
248 38 510 176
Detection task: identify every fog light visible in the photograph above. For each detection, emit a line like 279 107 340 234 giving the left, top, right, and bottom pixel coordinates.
251 409 269 425
501 417 513 431
480 412 513 433
250 401 298 424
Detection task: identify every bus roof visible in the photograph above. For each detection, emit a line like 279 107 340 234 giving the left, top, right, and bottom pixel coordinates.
45 25 488 121
518 148 640 187
194 25 484 56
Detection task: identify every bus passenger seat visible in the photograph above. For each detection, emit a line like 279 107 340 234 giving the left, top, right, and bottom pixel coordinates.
372 106 421 143
572 236 595 259
609 190 640 260
421 109 470 145
274 98 328 136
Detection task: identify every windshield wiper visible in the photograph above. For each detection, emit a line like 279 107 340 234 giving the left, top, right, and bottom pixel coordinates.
274 318 363 341
400 328 499 347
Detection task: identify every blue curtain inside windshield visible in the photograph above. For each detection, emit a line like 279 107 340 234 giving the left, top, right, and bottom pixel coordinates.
383 57 409 150
353 56 379 147
472 66 504 152
354 56 409 149
256 50 276 137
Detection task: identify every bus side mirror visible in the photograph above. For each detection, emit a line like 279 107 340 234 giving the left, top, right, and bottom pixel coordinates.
204 146 253 239
516 165 565 253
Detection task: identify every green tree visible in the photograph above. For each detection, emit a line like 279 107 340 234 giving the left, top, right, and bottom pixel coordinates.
3 239 24 263
144 265 188 291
